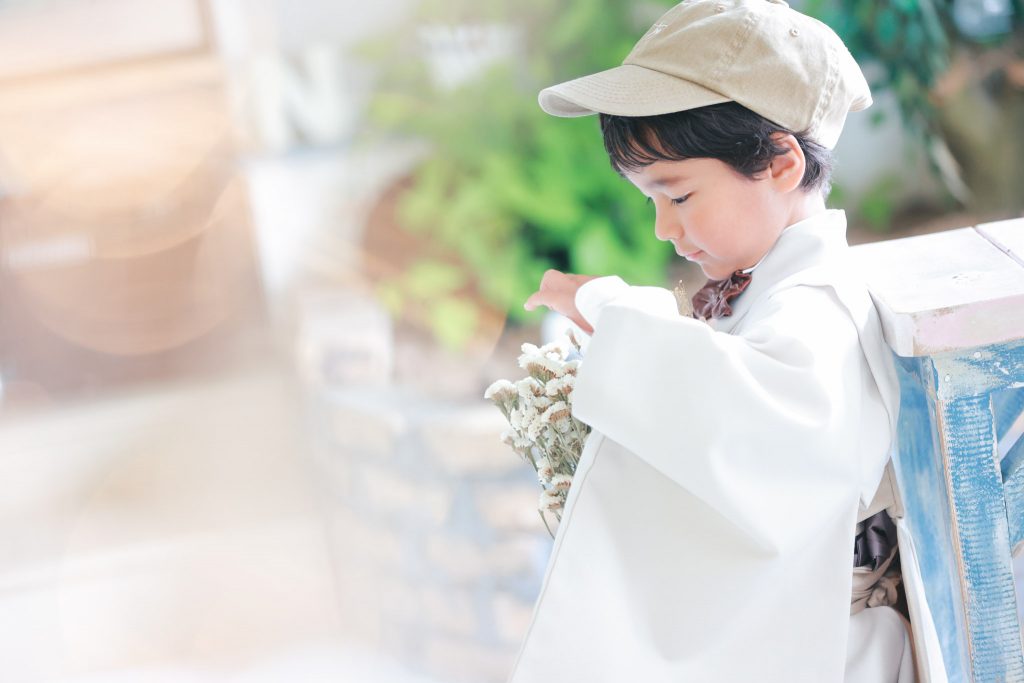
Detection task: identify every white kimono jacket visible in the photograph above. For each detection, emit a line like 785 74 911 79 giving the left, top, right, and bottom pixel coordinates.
508 209 947 682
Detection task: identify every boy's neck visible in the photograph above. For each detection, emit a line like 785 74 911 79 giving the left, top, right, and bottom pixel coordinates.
740 192 831 275
785 191 829 229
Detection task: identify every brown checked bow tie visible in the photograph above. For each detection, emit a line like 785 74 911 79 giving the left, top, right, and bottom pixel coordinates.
691 270 753 320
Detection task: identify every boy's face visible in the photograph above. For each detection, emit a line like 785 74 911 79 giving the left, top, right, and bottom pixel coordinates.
623 156 796 281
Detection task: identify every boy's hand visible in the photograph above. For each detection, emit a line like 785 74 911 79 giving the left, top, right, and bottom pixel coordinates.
523 269 600 335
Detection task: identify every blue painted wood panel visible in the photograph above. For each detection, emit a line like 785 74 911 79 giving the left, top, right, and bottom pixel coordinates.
892 353 972 682
937 393 1024 681
893 336 1024 681
1003 433 1024 553
930 338 1024 400
993 387 1024 444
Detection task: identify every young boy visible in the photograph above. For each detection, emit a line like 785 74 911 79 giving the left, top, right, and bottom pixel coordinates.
514 0 945 680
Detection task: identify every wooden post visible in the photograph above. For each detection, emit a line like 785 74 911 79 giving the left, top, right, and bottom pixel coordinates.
852 217 1024 682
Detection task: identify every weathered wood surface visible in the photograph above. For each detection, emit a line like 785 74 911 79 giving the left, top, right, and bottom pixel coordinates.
891 354 972 681
994 388 1024 443
937 393 1024 681
1002 431 1024 553
892 351 1024 682
995 386 1024 552
929 338 1024 400
977 217 1024 268
866 221 1024 680
850 222 1024 357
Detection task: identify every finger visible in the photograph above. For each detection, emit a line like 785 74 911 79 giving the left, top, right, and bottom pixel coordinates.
574 315 594 335
540 269 566 289
523 292 547 311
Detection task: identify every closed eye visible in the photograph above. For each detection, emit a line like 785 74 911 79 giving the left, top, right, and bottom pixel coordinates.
646 194 692 205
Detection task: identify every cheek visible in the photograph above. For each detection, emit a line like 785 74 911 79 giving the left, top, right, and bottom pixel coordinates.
706 190 762 234
687 202 730 246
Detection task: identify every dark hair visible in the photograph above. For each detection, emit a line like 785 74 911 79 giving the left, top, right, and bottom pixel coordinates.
599 101 833 196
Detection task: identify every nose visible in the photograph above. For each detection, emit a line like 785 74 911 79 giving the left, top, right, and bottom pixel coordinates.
652 202 682 242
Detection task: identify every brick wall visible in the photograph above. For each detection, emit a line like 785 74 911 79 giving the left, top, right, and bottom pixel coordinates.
310 386 551 682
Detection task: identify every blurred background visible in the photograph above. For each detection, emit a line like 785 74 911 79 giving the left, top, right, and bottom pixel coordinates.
0 0 1021 681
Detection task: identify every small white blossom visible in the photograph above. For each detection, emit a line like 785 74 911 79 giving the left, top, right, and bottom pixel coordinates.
520 354 563 378
540 400 570 425
550 474 573 491
522 401 540 421
527 417 544 441
484 379 517 404
535 457 555 483
484 337 593 538
520 406 544 438
517 351 542 369
516 377 544 398
531 395 553 411
539 488 565 512
539 337 571 361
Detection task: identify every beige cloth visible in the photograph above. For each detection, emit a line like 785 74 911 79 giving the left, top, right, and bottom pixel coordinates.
852 544 901 616
846 459 918 682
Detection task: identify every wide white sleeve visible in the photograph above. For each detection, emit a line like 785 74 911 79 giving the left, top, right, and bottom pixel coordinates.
575 275 678 328
571 280 864 552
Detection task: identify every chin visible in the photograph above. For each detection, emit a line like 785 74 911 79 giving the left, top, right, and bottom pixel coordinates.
702 263 736 281
700 264 722 280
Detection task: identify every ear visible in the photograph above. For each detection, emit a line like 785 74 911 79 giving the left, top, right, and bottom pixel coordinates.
767 132 806 194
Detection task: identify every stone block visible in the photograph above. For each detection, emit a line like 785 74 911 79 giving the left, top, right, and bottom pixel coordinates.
326 505 405 570
420 584 480 639
475 481 545 534
492 590 536 646
424 533 543 586
419 406 520 476
331 562 386 646
357 463 451 527
421 634 517 683
327 400 407 458
375 573 424 625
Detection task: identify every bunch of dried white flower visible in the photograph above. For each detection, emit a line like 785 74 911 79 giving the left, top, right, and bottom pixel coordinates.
484 330 590 538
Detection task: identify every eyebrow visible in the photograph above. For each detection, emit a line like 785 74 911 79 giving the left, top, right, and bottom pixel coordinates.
649 174 691 188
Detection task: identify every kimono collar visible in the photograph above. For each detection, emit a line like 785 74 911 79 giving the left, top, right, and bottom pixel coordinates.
709 209 850 334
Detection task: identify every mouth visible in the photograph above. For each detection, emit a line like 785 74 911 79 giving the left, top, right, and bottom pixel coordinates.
670 240 704 260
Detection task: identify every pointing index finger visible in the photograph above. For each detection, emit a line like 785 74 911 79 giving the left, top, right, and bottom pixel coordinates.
524 291 544 311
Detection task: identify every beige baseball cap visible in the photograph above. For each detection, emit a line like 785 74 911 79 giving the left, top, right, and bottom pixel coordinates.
537 0 872 149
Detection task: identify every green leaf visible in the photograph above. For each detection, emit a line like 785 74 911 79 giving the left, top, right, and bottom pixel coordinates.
375 281 405 318
403 261 467 296
858 173 904 233
570 219 627 275
430 296 480 351
875 7 901 47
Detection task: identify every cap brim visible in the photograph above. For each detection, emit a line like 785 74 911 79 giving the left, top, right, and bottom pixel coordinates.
538 63 732 118
849 92 873 112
